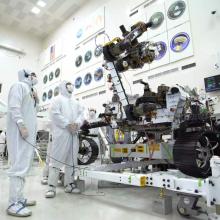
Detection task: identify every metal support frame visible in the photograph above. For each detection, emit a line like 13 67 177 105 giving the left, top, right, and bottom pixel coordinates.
90 159 169 171
76 156 220 219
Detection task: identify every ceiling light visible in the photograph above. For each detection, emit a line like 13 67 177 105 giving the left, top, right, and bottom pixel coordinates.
37 0 46 7
31 6 40 14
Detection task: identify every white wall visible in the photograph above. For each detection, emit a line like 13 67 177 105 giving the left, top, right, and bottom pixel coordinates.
40 0 110 113
41 0 220 113
41 0 109 81
0 25 42 103
0 25 42 129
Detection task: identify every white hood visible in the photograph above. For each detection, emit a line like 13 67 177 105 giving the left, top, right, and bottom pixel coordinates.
59 81 72 98
18 69 32 86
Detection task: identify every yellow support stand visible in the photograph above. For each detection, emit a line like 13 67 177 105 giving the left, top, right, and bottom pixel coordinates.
159 188 165 199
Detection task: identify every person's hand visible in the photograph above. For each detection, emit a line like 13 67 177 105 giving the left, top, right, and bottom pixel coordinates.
67 123 80 134
17 123 29 139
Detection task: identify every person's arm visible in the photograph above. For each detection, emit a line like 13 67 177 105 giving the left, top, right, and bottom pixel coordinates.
50 99 69 129
8 83 24 124
8 84 29 139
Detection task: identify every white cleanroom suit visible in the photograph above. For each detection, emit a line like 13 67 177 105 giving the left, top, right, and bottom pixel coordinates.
0 130 6 157
6 69 38 217
41 133 52 185
88 109 100 149
45 81 86 198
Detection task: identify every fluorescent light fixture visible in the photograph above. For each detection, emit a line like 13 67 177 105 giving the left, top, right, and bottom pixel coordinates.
37 0 46 7
31 6 40 14
0 43 26 55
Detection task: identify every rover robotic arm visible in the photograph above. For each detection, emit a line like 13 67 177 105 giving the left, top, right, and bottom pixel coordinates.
103 21 156 72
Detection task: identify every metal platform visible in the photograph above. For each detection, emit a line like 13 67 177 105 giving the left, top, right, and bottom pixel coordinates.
76 156 220 219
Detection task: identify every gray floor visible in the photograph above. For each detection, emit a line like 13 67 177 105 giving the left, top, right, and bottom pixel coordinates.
0 165 207 220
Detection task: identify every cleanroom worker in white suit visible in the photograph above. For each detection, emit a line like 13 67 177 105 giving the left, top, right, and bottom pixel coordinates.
6 69 39 217
0 129 6 158
41 134 64 186
45 81 86 198
41 133 52 185
88 108 100 149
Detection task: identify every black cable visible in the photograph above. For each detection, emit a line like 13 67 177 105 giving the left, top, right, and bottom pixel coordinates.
16 120 89 169
121 72 133 96
94 32 111 47
71 134 74 177
23 138 81 169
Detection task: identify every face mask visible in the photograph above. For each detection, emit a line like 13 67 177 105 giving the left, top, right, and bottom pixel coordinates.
31 76 38 86
89 111 96 119
66 84 73 94
28 75 38 86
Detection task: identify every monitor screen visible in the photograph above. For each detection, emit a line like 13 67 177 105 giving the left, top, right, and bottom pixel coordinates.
204 75 220 92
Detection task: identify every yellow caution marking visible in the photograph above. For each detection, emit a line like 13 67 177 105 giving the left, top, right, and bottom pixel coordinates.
136 145 145 153
114 148 122 153
140 176 146 187
149 143 160 152
122 148 128 153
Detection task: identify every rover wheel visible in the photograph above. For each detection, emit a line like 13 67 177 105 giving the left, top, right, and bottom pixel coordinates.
173 131 220 178
78 137 99 165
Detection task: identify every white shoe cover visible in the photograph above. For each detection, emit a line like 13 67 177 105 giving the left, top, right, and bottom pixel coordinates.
45 186 56 198
22 199 37 206
7 202 32 217
41 177 48 185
